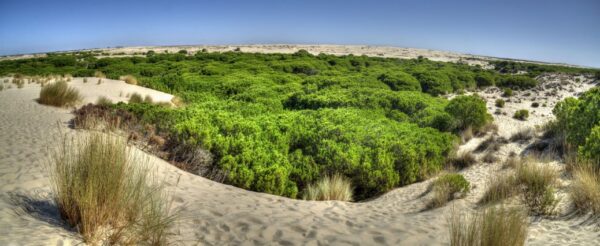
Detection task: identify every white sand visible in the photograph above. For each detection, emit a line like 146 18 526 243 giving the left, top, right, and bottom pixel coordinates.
0 71 599 245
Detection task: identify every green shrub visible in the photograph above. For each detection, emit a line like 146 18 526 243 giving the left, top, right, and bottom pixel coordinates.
513 110 529 120
429 173 470 208
495 99 505 108
497 75 538 89
531 102 539 108
553 88 600 163
502 88 513 97
475 73 495 87
39 81 82 107
378 71 421 91
579 125 600 164
445 95 491 131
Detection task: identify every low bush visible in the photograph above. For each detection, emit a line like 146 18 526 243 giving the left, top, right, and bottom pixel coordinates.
513 110 529 121
38 81 82 107
502 88 513 97
48 133 176 244
428 173 470 208
144 95 154 104
449 207 528 246
445 95 492 131
497 75 538 89
377 71 421 91
303 174 353 201
495 99 505 108
129 93 143 103
531 102 539 108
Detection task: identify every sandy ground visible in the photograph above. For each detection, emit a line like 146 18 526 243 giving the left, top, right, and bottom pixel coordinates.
0 73 599 245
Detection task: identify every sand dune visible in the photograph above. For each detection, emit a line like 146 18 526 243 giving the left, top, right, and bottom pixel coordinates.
0 72 599 245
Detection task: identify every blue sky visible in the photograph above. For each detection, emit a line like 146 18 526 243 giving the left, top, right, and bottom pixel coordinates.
1 0 599 67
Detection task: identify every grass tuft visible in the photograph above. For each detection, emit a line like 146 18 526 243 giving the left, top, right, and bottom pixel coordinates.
120 75 138 85
479 174 518 205
129 93 144 103
515 161 559 215
96 96 113 106
571 163 600 215
510 128 535 142
303 174 353 201
39 81 82 107
48 133 176 244
448 152 477 170
449 206 528 246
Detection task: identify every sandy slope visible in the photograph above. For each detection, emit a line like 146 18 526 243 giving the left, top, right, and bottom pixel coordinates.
0 74 598 245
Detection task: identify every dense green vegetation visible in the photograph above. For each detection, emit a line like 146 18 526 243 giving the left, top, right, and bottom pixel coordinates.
3 50 595 199
491 60 599 77
553 87 600 165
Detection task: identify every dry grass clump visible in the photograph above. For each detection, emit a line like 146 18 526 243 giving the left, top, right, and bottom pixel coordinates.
428 173 470 208
171 96 184 107
303 174 353 201
449 206 528 246
144 95 154 104
0 84 3 91
475 136 505 153
503 156 520 169
94 71 106 78
48 133 176 244
83 78 88 83
482 152 498 163
120 75 138 85
129 93 144 103
96 96 113 106
570 163 600 215
479 174 518 205
515 161 559 215
448 152 477 170
510 128 535 142
39 81 82 107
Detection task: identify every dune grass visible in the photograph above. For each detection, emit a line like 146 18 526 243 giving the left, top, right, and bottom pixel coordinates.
49 133 176 244
479 174 518 205
303 174 353 201
515 161 559 215
120 75 138 85
96 96 113 106
38 81 82 107
571 162 600 215
449 207 528 246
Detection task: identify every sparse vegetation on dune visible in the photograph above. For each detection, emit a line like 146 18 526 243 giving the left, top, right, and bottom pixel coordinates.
303 174 353 201
428 173 470 208
513 109 529 121
515 161 559 215
571 163 600 215
48 133 176 244
449 206 528 246
479 174 518 205
120 74 138 85
38 81 82 107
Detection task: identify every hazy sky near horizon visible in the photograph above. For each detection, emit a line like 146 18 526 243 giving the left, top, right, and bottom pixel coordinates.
1 0 599 67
